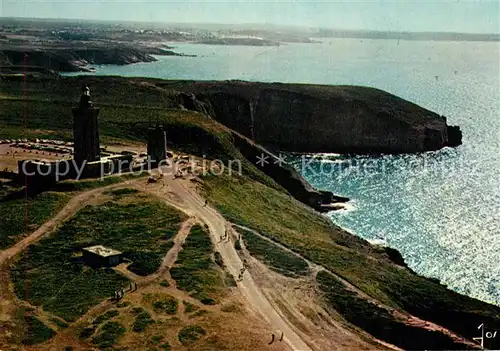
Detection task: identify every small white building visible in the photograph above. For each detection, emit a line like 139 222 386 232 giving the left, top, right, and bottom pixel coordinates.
82 245 122 267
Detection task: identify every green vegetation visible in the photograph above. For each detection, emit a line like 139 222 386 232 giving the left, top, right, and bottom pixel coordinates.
92 310 119 326
0 191 70 249
91 321 126 349
239 227 309 277
234 239 242 251
223 271 237 287
183 301 199 313
104 187 139 196
132 310 155 333
10 191 185 321
203 173 500 340
189 310 209 319
160 342 172 350
316 271 461 350
79 326 96 339
13 266 127 322
0 124 72 141
213 251 224 267
151 335 163 344
147 334 172 350
21 316 56 345
52 172 146 192
159 280 170 287
0 174 146 251
151 295 178 315
130 307 144 314
170 224 224 304
50 317 69 329
178 325 206 345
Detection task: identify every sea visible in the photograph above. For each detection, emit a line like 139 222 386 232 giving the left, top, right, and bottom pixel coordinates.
66 39 500 306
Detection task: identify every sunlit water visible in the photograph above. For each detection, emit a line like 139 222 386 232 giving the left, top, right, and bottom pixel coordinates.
68 39 500 305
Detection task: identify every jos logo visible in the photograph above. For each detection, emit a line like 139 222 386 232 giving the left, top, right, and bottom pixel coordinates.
473 323 498 348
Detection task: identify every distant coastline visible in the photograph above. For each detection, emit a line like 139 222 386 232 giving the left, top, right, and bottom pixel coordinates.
1 16 498 74
311 29 500 42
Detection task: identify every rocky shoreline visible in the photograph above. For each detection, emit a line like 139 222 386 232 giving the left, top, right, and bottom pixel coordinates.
0 43 194 73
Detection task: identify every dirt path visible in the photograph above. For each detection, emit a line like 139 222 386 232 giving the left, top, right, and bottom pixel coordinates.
233 224 478 348
0 179 143 350
155 217 196 277
113 217 196 286
137 171 313 351
0 181 141 268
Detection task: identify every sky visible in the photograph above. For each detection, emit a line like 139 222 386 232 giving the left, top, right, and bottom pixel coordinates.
1 0 499 34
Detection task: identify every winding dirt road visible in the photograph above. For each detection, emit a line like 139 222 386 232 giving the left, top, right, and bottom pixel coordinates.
137 170 313 351
232 225 477 348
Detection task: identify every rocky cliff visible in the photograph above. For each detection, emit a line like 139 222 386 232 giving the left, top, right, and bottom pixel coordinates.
165 81 462 154
0 47 156 72
0 45 189 72
230 131 341 209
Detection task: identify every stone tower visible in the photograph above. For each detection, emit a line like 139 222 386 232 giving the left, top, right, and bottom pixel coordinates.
72 86 100 165
147 125 168 166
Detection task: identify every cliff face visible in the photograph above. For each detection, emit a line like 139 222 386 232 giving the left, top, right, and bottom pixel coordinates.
230 131 338 209
165 81 462 154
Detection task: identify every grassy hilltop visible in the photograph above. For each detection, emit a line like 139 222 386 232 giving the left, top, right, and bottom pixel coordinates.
0 75 499 350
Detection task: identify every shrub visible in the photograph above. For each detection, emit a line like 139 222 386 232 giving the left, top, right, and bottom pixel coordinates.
151 335 163 344
21 316 56 345
50 317 69 329
152 296 178 315
183 301 199 313
214 251 224 267
91 321 126 349
178 325 206 345
223 271 237 287
127 251 166 276
133 311 154 333
79 326 96 339
130 307 144 314
234 239 242 251
189 310 209 319
92 310 119 326
170 225 223 304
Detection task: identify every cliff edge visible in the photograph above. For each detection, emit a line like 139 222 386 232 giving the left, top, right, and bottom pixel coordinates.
165 81 463 154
